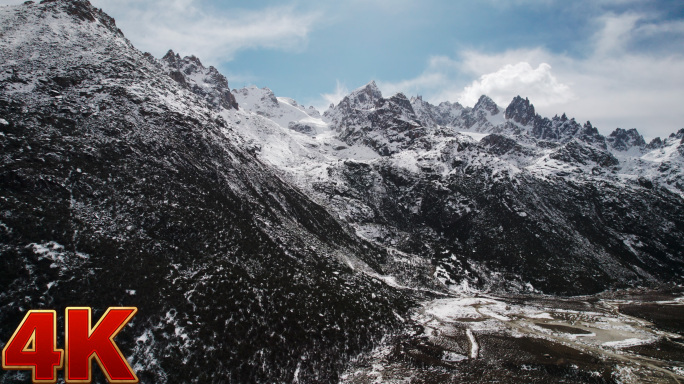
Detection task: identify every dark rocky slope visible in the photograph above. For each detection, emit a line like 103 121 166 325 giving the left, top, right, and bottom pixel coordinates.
316 147 684 294
0 1 410 382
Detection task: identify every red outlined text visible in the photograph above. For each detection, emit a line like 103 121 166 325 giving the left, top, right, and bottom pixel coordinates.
2 307 138 384
2 310 63 383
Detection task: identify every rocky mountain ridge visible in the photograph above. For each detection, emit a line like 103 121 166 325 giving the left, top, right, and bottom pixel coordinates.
323 81 429 155
160 49 239 110
231 80 684 295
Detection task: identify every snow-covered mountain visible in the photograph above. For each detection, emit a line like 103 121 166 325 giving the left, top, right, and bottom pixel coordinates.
232 85 325 134
0 1 683 383
232 80 684 296
160 49 238 110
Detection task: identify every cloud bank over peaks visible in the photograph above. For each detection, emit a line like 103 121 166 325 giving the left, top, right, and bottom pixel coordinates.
89 0 320 66
458 62 574 108
374 11 684 137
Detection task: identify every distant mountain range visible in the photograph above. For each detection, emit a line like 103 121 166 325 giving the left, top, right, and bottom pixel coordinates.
230 78 683 296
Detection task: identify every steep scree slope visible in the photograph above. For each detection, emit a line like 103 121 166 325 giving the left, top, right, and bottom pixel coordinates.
0 1 411 383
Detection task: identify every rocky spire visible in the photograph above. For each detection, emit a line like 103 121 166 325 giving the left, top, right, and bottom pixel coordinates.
606 128 646 151
159 50 238 110
345 80 383 110
505 96 536 126
473 95 499 115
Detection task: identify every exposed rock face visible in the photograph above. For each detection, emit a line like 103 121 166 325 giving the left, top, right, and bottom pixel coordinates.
549 140 619 168
473 94 500 116
325 81 384 125
325 83 428 155
161 50 239 110
410 96 465 129
607 127 647 151
505 95 535 126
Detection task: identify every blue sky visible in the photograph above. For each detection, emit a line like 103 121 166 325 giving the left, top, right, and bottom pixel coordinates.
2 0 684 138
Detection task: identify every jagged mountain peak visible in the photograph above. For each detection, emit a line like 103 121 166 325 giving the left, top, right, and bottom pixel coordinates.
362 79 380 91
321 81 426 155
161 49 180 63
408 95 467 129
530 111 607 148
473 94 500 115
342 80 383 110
607 127 646 151
408 95 431 112
161 50 199 73
159 50 238 110
671 128 684 140
323 81 382 125
387 92 412 108
162 49 205 69
409 94 459 108
647 137 664 149
504 95 536 126
331 83 418 120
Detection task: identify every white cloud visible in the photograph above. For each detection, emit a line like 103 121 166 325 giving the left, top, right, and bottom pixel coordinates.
635 19 684 35
458 48 554 76
1 0 319 65
379 48 571 108
377 12 684 138
317 80 349 111
378 72 446 98
90 0 319 65
593 12 642 55
482 0 555 7
345 0 419 14
458 62 574 107
594 0 648 4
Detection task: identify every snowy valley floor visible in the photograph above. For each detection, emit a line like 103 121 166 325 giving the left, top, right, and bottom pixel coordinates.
341 287 684 383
